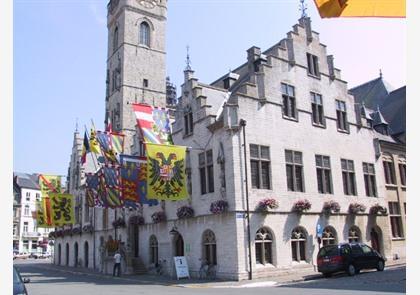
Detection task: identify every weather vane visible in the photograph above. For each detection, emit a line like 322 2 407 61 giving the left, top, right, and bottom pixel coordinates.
185 45 192 71
299 0 308 18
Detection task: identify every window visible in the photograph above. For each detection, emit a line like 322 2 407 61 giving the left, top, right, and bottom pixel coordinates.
113 26 118 52
149 235 158 265
23 222 28 233
143 79 148 88
23 240 29 251
35 193 40 201
311 92 325 126
361 244 373 254
315 155 333 194
398 157 406 186
285 150 304 192
281 83 297 120
140 22 150 46
291 228 306 262
199 150 214 194
383 155 396 185
307 53 320 77
184 106 193 136
255 228 273 265
26 192 30 201
336 100 349 132
202 230 217 265
250 144 271 189
24 205 30 216
348 226 361 243
389 202 404 238
322 227 336 247
13 224 17 236
363 163 377 197
341 159 357 196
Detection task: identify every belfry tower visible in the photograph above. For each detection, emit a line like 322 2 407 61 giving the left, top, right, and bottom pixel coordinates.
105 0 167 152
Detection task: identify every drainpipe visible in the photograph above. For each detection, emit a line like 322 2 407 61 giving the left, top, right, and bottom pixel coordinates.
240 119 252 280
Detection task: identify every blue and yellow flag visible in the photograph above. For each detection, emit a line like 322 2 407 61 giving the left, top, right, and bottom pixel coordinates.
49 193 75 226
146 143 187 201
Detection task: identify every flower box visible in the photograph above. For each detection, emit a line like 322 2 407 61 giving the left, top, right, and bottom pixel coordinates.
48 231 56 239
256 198 279 213
293 199 312 213
210 200 229 214
129 215 145 225
323 201 341 214
112 217 126 228
348 203 367 214
176 206 194 219
63 229 72 236
369 204 388 215
82 224 94 233
72 227 81 235
151 211 166 223
55 230 64 238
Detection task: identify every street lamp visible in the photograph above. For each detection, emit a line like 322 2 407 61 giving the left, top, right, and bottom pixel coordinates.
240 119 252 280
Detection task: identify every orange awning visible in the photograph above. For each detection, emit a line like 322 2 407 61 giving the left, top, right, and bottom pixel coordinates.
313 0 406 18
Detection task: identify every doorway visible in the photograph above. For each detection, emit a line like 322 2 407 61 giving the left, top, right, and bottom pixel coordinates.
174 234 184 256
74 242 79 267
84 241 89 268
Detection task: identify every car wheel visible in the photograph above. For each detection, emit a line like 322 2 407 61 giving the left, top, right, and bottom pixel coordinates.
347 264 356 276
355 269 360 274
377 260 385 271
322 272 332 278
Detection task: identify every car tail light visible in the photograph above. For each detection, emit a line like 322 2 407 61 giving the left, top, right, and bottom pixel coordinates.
330 255 344 264
317 258 323 266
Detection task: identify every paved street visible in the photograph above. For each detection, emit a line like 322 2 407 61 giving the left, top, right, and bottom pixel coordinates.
14 259 405 295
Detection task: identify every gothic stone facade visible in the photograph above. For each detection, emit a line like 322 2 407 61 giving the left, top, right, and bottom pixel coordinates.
53 1 397 281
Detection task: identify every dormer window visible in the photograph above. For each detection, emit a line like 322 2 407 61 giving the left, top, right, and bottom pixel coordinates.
184 106 193 136
307 53 320 77
140 22 150 47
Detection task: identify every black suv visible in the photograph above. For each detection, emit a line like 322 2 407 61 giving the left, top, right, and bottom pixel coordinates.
317 243 385 277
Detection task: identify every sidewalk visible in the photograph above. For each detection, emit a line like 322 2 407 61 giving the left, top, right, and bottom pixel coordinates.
41 258 406 289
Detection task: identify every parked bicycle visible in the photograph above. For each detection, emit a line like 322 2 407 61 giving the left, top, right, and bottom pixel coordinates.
198 259 216 280
155 259 165 275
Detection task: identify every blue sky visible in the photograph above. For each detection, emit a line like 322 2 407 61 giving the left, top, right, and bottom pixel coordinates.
14 0 406 176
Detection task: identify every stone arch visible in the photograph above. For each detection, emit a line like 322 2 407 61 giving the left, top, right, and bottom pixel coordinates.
202 229 217 265
322 226 337 247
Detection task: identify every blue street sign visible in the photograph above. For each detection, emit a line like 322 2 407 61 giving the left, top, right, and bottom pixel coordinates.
316 223 323 238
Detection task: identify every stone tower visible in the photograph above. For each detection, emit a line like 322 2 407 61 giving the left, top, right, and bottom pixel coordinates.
105 0 167 153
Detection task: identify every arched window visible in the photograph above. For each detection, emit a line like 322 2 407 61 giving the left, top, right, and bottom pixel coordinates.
139 22 150 46
255 227 273 265
202 230 217 265
322 226 336 247
58 243 62 265
149 235 158 265
291 227 306 262
348 226 361 243
113 26 119 52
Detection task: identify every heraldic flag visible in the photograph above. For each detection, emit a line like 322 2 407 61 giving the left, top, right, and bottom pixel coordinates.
49 193 75 226
146 143 188 201
36 199 53 228
132 103 173 145
38 174 61 226
313 0 405 18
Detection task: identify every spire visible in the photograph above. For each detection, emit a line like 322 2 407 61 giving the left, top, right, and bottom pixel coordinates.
299 0 308 18
75 118 79 133
379 69 383 78
185 45 192 71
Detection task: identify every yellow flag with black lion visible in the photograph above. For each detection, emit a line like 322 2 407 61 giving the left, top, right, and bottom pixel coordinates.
146 143 188 201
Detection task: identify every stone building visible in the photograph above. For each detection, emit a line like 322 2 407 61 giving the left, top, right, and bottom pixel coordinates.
13 172 52 255
53 0 403 280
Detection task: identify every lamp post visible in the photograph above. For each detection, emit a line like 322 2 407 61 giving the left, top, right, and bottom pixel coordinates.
240 119 252 280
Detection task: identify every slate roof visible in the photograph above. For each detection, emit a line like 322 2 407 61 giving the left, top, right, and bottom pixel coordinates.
349 76 394 109
350 78 405 141
14 172 40 190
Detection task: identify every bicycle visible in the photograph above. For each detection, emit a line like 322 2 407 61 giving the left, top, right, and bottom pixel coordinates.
155 259 165 275
198 259 217 280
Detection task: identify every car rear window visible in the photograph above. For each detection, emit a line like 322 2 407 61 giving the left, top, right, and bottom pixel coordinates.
318 246 339 257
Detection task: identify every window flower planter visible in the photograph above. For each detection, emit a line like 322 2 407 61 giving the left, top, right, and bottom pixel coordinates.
369 203 388 215
256 198 279 213
72 226 81 235
129 215 145 225
151 211 166 223
293 199 312 213
176 206 194 219
82 224 94 233
323 201 341 215
210 200 229 214
348 203 367 214
48 231 56 239
55 230 64 238
63 229 72 236
112 217 126 228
